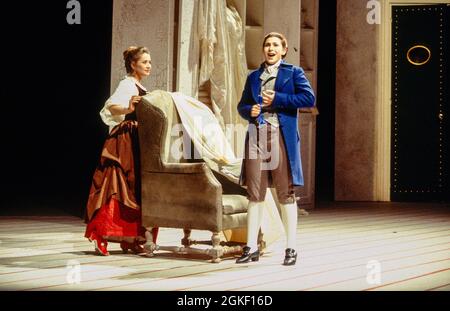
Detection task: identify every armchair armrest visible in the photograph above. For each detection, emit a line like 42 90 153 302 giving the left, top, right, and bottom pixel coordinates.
141 163 224 231
162 162 208 174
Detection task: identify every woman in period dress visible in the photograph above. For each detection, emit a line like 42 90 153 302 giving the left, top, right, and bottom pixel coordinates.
84 46 159 256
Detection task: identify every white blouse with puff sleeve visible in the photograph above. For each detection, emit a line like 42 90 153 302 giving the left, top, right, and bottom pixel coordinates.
99 76 146 132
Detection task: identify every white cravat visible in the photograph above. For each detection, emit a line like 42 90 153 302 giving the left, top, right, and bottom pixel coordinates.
265 59 282 74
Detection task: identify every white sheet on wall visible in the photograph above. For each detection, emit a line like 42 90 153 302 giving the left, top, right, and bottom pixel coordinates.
197 0 248 130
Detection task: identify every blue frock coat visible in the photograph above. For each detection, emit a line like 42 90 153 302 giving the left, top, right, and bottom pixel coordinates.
237 61 315 186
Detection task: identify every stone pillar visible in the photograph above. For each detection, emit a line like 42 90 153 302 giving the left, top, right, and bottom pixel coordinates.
264 0 301 66
335 0 379 201
111 0 175 92
176 0 200 98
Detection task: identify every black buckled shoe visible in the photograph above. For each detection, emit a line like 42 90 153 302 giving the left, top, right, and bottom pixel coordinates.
236 246 260 264
283 248 297 266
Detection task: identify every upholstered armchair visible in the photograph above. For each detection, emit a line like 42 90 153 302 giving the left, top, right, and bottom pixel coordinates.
136 91 260 262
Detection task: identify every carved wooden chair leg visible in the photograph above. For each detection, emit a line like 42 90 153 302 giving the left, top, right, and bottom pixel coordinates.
210 231 223 263
181 229 192 247
257 229 266 255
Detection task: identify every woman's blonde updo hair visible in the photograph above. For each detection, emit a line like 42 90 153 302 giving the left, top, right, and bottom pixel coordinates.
262 32 288 59
123 46 150 74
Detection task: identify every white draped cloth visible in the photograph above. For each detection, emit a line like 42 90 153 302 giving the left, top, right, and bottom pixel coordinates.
169 92 285 247
197 0 248 129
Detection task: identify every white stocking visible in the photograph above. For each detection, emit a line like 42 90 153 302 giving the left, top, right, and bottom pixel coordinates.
246 201 263 251
280 202 298 249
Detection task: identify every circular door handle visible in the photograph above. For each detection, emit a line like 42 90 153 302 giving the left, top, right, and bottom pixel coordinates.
407 45 431 66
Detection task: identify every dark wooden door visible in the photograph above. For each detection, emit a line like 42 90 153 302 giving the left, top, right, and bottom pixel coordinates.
391 5 449 202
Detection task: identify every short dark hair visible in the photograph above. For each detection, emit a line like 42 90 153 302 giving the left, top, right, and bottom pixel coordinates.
262 32 288 58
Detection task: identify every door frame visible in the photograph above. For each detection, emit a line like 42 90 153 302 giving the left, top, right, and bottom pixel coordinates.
376 0 450 201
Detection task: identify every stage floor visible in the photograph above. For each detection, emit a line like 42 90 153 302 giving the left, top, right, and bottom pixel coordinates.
0 202 449 291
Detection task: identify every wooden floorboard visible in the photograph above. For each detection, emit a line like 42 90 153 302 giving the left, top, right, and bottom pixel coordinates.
369 268 450 291
429 283 450 291
0 202 448 291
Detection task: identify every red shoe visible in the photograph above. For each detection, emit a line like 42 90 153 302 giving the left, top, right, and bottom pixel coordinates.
90 233 109 256
120 241 146 254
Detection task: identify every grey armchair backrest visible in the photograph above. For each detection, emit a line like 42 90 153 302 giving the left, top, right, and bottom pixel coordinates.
137 91 223 231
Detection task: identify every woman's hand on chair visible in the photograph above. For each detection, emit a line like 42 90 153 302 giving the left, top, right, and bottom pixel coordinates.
128 95 142 112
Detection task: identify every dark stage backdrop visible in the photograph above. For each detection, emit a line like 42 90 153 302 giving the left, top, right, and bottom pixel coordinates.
316 0 336 202
1 1 113 216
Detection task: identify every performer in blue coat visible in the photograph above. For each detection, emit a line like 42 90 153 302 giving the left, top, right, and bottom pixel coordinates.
236 32 315 266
